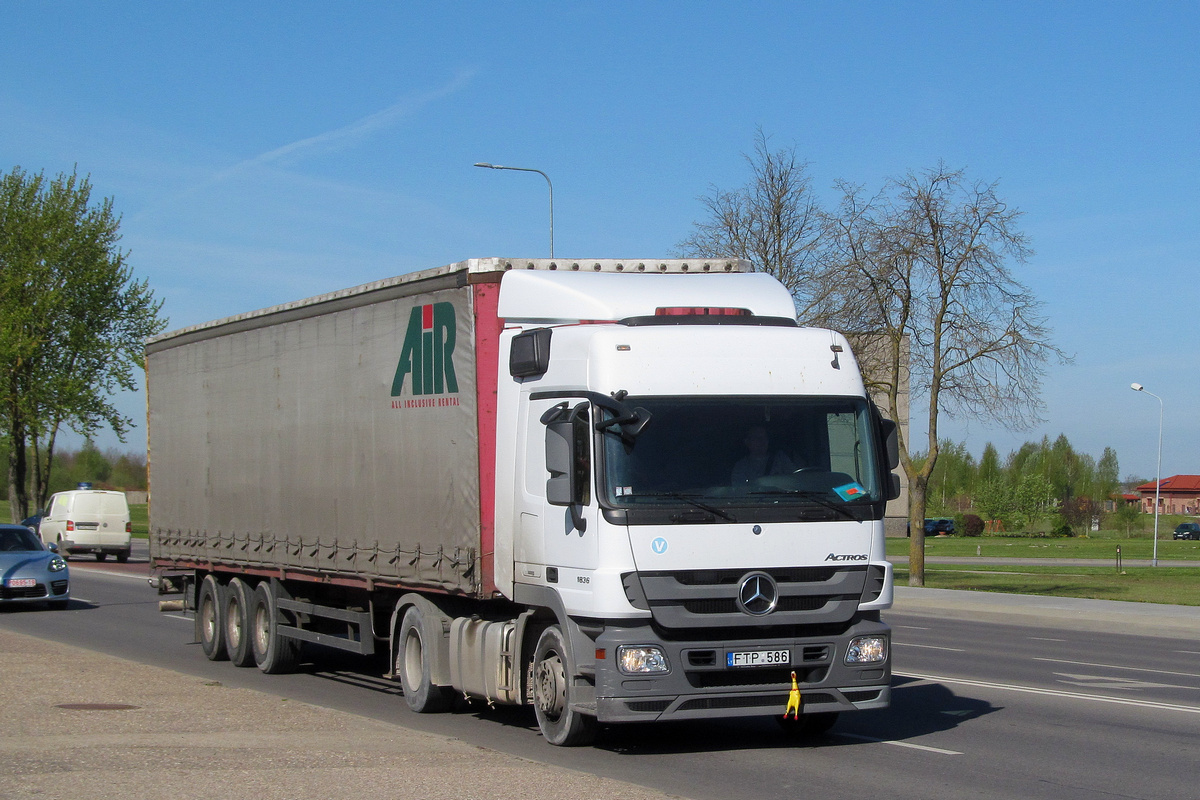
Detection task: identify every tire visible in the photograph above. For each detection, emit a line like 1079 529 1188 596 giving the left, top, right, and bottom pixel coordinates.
250 582 301 674
778 711 839 738
116 550 130 564
531 625 597 746
197 574 228 661
223 577 256 667
396 606 453 713
95 552 107 562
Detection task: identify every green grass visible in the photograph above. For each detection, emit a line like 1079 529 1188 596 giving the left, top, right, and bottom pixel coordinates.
894 563 1200 606
886 534 1200 561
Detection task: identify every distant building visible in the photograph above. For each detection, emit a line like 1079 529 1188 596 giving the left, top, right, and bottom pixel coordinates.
1135 475 1200 515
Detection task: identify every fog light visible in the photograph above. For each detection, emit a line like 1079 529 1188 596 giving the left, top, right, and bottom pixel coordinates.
845 636 887 664
617 645 670 674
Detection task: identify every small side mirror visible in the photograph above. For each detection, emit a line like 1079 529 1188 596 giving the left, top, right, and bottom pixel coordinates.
47 541 59 553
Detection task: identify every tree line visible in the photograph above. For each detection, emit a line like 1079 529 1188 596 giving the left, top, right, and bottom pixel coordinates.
0 439 147 505
920 434 1140 535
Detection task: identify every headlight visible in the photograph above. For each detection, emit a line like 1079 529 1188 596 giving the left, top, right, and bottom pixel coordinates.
845 636 887 664
617 645 670 674
48 557 67 573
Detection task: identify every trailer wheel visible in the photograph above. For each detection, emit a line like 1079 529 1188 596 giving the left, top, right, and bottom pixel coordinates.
250 582 301 674
397 606 453 713
197 575 228 661
223 578 256 667
532 625 597 746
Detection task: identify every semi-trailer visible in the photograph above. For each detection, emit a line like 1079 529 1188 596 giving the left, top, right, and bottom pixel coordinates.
148 257 899 746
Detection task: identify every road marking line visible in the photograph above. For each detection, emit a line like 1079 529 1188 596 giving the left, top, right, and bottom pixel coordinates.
1029 637 1067 642
1175 651 1200 656
897 671 1200 715
895 643 965 652
164 614 192 622
1033 657 1200 680
895 625 931 630
836 732 963 755
68 569 151 582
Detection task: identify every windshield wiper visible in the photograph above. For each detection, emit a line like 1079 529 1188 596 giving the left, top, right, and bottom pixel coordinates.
748 489 859 521
633 492 738 522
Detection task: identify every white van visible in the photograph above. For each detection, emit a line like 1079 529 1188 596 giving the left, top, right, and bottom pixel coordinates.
40 490 132 562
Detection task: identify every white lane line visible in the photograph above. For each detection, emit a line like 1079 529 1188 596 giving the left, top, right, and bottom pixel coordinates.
68 568 152 582
164 614 192 622
836 731 963 755
894 625 931 630
69 597 93 604
898 671 1200 715
895 642 966 652
1033 657 1200 681
1175 651 1200 656
1029 637 1067 642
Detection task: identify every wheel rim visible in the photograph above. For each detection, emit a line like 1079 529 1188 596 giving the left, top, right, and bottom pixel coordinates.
402 629 423 689
226 601 242 648
253 604 270 654
201 596 217 645
535 650 567 721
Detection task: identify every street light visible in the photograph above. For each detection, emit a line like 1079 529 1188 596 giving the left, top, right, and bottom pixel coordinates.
473 162 554 258
1130 382 1163 567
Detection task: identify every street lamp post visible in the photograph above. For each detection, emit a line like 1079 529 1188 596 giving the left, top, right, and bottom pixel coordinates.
1130 383 1163 567
473 162 554 258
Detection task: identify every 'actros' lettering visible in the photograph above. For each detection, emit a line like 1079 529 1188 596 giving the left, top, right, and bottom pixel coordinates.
825 553 869 562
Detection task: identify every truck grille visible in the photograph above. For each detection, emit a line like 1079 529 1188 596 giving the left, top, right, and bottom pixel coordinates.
631 566 867 630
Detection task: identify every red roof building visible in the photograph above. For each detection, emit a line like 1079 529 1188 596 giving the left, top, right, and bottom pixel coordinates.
1135 475 1200 515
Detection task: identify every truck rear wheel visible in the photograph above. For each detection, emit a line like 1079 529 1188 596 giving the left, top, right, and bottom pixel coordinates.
532 625 597 746
250 582 300 674
223 577 256 667
197 575 228 661
397 606 453 713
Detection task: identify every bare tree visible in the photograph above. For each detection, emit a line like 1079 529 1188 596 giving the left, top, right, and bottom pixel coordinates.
675 129 835 320
825 164 1066 585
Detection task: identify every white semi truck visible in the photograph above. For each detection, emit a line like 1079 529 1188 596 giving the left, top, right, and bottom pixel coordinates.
148 258 899 746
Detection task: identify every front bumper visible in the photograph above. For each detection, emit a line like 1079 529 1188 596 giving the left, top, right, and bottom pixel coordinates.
592 615 890 723
0 578 70 606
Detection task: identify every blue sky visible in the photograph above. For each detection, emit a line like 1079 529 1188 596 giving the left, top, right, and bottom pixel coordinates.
3 2 1197 480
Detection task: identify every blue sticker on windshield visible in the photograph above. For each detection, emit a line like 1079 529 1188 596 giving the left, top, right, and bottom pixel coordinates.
833 482 867 501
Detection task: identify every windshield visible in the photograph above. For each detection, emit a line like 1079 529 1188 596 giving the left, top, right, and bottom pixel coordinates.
600 396 884 520
0 527 43 551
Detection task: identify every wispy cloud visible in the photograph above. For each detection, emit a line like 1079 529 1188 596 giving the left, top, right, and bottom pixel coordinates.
219 69 475 176
134 70 474 221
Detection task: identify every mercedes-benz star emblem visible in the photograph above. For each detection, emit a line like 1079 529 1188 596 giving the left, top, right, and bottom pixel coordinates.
736 572 779 616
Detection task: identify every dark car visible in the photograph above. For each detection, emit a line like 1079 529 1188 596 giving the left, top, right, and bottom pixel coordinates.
924 518 956 535
1173 523 1200 541
0 523 70 609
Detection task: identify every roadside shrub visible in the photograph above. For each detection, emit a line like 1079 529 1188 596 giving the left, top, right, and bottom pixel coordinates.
1051 516 1074 538
961 514 985 537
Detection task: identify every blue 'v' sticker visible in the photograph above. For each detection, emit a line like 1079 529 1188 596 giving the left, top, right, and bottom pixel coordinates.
651 537 668 554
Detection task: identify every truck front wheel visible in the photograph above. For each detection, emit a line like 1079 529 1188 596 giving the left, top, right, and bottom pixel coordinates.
197 575 228 661
397 606 453 713
532 625 597 746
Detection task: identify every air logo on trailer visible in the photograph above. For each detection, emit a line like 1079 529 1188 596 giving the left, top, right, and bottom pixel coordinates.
391 302 460 407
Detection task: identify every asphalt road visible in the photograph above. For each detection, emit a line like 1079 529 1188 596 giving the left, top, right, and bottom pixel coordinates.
4 545 1199 800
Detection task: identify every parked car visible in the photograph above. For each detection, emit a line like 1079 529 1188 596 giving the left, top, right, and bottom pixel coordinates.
1173 522 1200 541
924 518 956 535
37 489 131 562
0 523 70 609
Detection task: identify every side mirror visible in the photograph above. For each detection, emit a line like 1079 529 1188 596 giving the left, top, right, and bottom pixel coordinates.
47 541 59 553
879 418 899 470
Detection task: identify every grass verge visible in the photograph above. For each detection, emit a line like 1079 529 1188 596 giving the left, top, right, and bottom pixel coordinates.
894 563 1200 606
